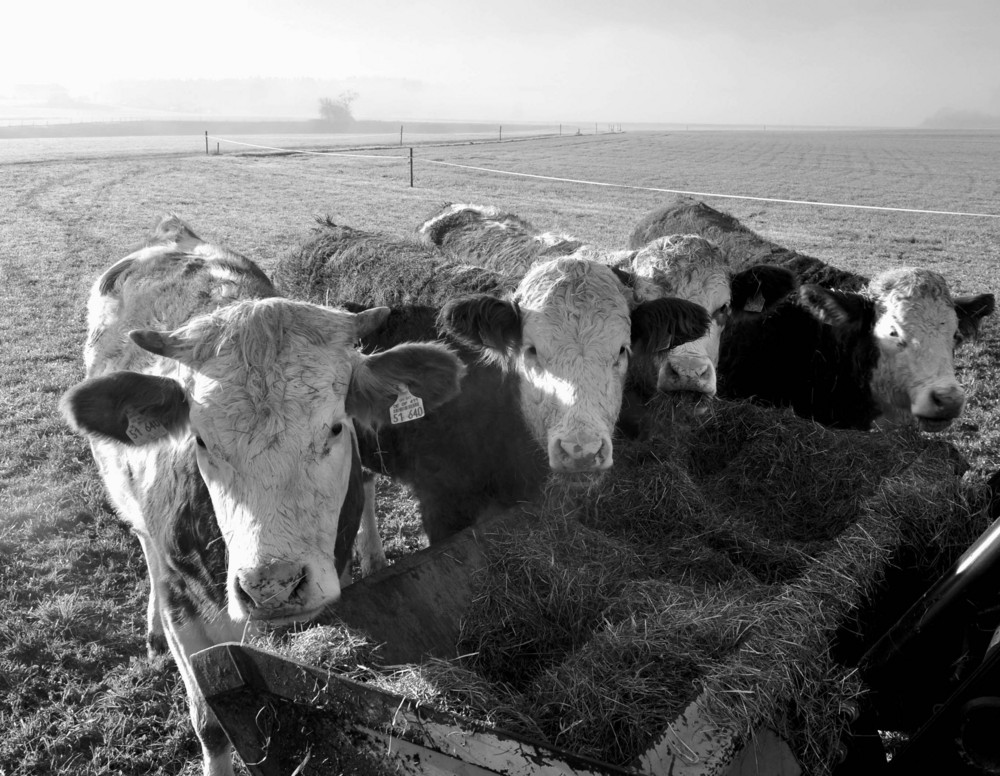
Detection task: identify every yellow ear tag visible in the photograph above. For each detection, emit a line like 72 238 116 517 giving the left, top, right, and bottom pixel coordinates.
124 407 169 445
390 385 425 425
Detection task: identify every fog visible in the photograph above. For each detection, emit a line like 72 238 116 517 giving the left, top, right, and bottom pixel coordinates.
3 0 998 128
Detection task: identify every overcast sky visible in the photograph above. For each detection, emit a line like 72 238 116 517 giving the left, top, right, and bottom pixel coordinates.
4 0 999 127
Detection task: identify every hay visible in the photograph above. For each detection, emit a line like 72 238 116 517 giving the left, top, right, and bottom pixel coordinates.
629 198 868 290
271 400 988 773
274 218 516 310
454 400 987 770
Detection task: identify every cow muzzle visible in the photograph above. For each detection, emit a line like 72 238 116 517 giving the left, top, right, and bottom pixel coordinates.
549 432 613 472
911 382 965 432
232 559 338 622
659 353 717 396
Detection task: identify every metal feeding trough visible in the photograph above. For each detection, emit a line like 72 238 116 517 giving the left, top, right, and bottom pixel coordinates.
191 511 802 776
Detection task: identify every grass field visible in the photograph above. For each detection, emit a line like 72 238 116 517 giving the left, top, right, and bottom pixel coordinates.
1 128 998 775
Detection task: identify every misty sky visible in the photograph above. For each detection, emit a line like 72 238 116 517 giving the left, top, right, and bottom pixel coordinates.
4 0 999 126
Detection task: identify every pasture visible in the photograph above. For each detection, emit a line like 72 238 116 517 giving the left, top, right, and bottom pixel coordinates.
1 128 999 775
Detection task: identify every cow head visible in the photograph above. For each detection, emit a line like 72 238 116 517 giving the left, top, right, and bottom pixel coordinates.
620 235 778 401
799 268 994 432
442 257 688 473
866 269 993 431
63 299 464 623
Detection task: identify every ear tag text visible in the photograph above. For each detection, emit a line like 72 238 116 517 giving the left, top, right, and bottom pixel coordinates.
124 408 170 445
390 386 425 425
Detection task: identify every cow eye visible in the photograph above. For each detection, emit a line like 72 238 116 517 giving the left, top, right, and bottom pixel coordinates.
713 302 731 324
195 436 207 449
330 422 344 437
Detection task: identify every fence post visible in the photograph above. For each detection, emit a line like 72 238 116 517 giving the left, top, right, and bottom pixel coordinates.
205 130 209 155
400 125 403 146
216 142 220 155
499 125 502 141
409 147 414 188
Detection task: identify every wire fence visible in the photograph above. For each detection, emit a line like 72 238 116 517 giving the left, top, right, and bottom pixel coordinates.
205 133 1000 220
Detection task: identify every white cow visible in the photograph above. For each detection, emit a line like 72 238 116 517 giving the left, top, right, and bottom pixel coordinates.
61 216 464 776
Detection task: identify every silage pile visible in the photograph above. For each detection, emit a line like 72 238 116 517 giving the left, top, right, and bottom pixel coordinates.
272 399 989 774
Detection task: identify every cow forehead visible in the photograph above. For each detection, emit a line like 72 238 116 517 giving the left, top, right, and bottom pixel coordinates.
190 362 351 467
629 235 730 304
871 268 957 334
180 299 360 440
868 267 952 303
515 258 631 347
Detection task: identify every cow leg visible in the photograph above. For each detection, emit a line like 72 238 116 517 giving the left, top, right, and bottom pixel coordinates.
162 613 236 776
136 533 168 657
351 470 386 578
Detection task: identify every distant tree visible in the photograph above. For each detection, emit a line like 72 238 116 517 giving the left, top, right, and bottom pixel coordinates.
319 91 358 128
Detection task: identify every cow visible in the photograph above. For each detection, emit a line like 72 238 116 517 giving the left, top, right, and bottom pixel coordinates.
719 265 996 431
417 202 583 275
278 220 710 542
628 197 868 290
602 234 788 404
60 216 465 776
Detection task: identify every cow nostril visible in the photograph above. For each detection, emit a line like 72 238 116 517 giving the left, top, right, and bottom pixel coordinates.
560 440 582 457
236 563 309 611
235 580 256 610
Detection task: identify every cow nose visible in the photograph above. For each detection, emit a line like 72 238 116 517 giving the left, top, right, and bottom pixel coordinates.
930 385 964 415
235 560 308 614
660 355 717 395
550 435 612 471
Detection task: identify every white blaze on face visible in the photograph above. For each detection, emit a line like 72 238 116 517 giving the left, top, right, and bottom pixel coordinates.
626 236 730 396
514 258 631 472
170 300 364 623
868 268 965 430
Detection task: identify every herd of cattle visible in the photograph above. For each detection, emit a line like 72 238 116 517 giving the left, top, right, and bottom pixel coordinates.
59 200 995 775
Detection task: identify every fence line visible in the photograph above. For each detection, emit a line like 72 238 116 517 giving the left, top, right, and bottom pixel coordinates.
207 135 408 160
206 135 1000 220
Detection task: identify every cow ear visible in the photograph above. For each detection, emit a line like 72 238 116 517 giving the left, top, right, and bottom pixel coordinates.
611 266 636 290
798 285 867 327
630 298 711 353
130 329 190 360
438 295 521 361
731 265 797 312
353 306 390 340
61 371 189 446
954 293 995 344
347 343 465 427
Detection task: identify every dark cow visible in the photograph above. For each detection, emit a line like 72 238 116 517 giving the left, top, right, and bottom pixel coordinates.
279 220 710 542
417 202 583 274
61 216 464 776
719 265 995 431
